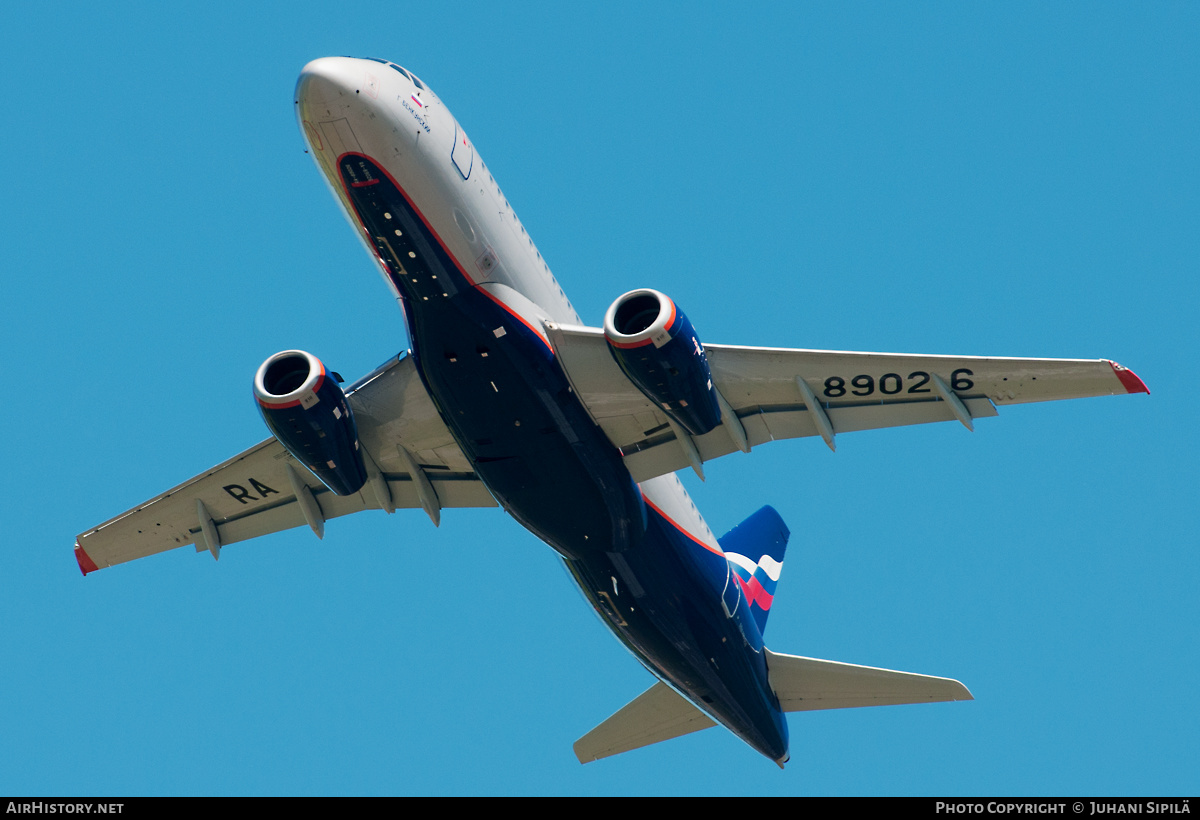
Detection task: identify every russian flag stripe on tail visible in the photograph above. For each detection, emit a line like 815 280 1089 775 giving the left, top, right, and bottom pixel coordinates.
718 505 790 636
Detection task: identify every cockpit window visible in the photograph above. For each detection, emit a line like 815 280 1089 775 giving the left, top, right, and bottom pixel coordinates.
356 57 424 90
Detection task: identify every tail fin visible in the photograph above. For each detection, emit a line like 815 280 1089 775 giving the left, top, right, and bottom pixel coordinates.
719 505 789 635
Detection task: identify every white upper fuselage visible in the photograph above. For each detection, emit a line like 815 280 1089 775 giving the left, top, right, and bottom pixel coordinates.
298 58 578 325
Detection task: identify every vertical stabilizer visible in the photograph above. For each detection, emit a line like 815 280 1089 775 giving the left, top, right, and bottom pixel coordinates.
718 505 789 635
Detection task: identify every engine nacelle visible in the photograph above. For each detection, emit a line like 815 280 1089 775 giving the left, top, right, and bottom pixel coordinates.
253 350 368 496
603 289 722 436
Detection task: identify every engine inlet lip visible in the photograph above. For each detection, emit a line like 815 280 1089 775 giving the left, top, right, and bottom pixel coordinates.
604 288 676 348
254 350 326 408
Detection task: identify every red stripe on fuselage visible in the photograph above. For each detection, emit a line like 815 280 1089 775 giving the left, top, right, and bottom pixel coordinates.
642 493 723 557
473 285 555 350
335 151 553 353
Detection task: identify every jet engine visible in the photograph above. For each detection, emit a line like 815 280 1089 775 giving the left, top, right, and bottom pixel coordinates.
253 350 368 496
603 289 722 436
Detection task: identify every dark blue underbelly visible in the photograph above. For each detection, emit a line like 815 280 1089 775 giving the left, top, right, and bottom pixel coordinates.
338 152 643 558
338 152 788 761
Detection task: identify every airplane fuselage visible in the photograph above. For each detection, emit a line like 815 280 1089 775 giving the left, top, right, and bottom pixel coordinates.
296 57 789 762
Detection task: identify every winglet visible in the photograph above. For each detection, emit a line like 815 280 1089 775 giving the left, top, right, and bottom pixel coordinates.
74 539 99 576
1109 361 1149 395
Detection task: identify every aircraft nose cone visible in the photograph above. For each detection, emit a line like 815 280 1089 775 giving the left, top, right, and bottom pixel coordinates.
296 57 366 107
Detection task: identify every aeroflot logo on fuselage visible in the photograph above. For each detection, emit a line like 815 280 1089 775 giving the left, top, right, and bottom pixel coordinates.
400 97 431 133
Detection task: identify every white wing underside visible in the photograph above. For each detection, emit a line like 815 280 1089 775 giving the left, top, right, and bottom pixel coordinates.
77 326 1144 572
75 353 495 573
545 322 1143 483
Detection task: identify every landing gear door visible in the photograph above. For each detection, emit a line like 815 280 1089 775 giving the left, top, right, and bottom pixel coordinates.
451 122 473 181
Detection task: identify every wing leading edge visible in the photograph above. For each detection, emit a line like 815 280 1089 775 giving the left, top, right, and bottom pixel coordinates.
545 322 1148 484
74 352 495 574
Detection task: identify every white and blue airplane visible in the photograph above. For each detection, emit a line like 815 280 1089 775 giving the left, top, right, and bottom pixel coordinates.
74 57 1149 766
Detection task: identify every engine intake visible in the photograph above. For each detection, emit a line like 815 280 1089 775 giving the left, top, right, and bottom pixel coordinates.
603 289 722 436
253 350 368 496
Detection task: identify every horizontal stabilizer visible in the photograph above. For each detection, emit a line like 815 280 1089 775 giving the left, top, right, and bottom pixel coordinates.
573 681 715 764
765 648 973 711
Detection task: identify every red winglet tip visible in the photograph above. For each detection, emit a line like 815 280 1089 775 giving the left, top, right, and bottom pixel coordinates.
1109 361 1150 395
74 541 99 576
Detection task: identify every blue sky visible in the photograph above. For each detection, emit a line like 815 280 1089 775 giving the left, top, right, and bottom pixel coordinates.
3 2 1196 796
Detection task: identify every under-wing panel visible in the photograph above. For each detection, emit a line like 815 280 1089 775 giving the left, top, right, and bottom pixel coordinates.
75 353 494 573
545 322 1146 484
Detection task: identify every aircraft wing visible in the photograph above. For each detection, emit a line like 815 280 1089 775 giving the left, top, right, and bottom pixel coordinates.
544 322 1148 484
74 352 495 574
